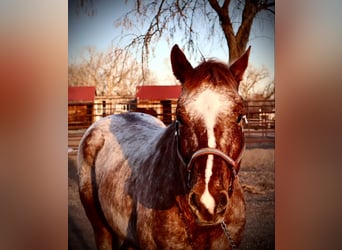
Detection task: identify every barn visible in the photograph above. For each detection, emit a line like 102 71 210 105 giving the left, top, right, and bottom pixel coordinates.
68 86 95 129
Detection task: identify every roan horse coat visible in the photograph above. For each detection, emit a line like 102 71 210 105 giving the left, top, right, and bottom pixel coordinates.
78 45 250 249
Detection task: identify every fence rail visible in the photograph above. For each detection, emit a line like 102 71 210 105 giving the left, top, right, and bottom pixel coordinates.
243 100 275 143
68 98 274 147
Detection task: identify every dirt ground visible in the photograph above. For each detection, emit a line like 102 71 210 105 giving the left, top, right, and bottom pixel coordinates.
68 147 274 250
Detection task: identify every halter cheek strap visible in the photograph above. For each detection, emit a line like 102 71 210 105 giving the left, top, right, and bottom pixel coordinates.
175 120 245 189
175 120 187 167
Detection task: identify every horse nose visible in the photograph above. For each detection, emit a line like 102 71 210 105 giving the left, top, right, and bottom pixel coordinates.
189 190 229 216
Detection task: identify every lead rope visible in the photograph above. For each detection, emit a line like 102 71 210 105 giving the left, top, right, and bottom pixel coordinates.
221 221 238 250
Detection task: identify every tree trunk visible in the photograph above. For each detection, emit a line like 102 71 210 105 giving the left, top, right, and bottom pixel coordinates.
210 0 262 63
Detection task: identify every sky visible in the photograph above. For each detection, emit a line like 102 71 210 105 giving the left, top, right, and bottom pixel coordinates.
68 0 274 84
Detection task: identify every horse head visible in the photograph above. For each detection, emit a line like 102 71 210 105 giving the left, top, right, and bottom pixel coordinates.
171 45 250 226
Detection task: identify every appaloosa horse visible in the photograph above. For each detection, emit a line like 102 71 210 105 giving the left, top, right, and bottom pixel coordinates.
78 44 250 249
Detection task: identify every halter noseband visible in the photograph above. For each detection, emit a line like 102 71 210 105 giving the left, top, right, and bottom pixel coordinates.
175 120 245 190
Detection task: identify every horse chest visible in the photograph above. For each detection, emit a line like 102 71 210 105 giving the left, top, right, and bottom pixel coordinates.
136 208 191 249
132 205 227 249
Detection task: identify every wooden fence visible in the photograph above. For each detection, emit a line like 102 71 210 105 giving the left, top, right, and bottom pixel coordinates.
68 98 274 147
243 100 275 145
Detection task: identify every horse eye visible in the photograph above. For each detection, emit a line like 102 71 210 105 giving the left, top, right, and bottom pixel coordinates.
237 115 242 123
237 114 248 124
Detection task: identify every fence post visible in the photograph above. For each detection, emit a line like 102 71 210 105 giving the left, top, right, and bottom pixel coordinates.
160 100 172 125
86 103 93 124
102 100 106 117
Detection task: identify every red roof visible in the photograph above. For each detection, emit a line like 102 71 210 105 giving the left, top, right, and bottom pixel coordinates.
136 85 182 101
68 86 95 102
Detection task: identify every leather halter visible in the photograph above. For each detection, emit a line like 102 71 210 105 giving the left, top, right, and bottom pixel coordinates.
175 120 245 189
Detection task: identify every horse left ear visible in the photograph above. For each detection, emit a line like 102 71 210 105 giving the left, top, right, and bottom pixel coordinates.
229 46 251 85
170 44 193 84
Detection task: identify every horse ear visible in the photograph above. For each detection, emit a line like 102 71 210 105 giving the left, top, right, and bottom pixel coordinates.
229 46 251 85
170 45 193 84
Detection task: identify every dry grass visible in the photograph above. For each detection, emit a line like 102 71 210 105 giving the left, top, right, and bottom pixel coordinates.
239 148 275 249
239 148 274 193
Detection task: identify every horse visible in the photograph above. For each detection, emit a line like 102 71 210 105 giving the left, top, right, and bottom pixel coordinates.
77 44 250 249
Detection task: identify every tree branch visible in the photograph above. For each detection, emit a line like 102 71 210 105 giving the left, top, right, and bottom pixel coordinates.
208 0 224 17
222 0 231 10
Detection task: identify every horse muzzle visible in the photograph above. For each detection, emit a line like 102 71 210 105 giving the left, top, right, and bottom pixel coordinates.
188 189 229 226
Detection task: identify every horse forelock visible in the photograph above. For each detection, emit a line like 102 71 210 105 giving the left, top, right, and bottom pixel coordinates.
183 60 239 91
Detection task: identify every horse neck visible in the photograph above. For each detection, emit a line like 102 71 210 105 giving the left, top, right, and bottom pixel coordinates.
125 122 189 210
155 124 193 212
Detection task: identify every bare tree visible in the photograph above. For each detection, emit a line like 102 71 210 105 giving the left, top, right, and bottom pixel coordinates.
74 0 274 83
68 47 103 91
117 0 274 65
68 46 155 96
239 65 274 100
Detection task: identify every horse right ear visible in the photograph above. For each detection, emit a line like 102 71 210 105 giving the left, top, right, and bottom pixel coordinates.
170 45 193 84
229 46 251 85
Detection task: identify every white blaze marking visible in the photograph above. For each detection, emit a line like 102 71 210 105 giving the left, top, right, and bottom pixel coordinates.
201 155 215 214
186 88 231 214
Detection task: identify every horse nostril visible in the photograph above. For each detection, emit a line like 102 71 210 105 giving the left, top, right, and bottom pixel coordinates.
189 192 199 209
216 191 228 214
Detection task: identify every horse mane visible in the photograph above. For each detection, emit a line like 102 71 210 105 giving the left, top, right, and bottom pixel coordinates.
125 123 187 210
